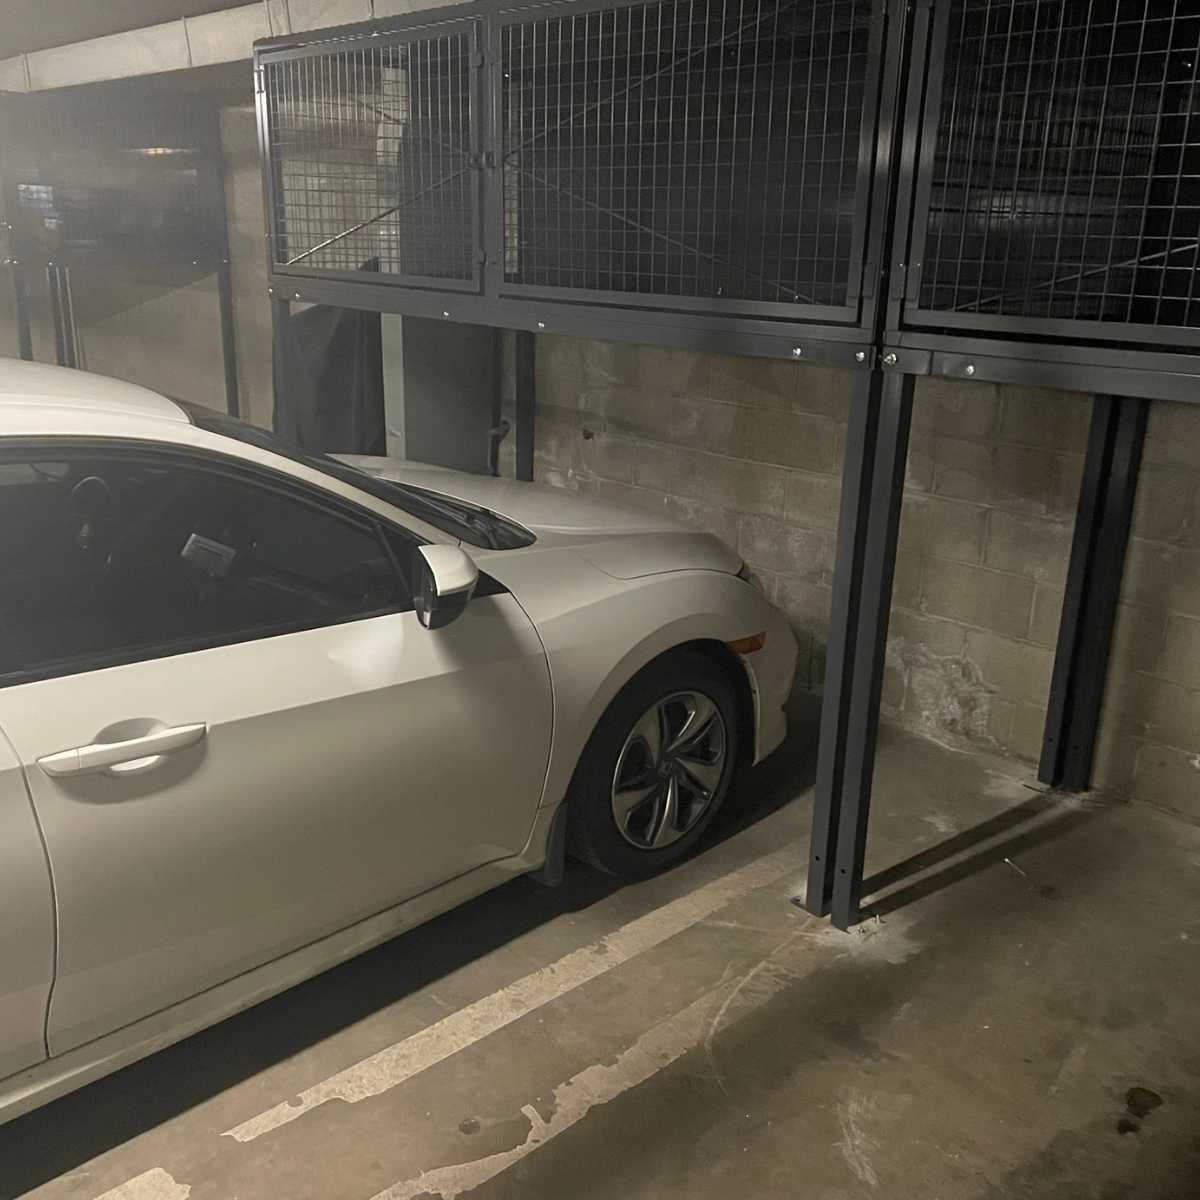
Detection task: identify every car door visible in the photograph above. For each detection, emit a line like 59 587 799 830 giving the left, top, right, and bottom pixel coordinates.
0 441 552 1056
0 722 55 1081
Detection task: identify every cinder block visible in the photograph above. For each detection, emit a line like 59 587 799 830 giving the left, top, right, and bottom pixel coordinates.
661 494 742 552
775 576 833 635
1007 702 1047 763
1143 399 1200 470
532 403 582 475
1107 603 1167 682
701 455 788 516
964 629 1055 705
1101 673 1200 753
932 438 1059 514
1166 548 1200 618
987 697 1015 747
672 396 737 454
783 470 843 531
1049 452 1085 519
578 431 636 485
791 364 853 421
888 608 967 657
881 662 906 714
920 558 1036 639
985 510 1074 583
1160 615 1200 688
1132 466 1197 544
997 385 1092 451
1090 720 1140 793
580 386 676 441
1133 744 1200 820
583 340 709 396
892 550 923 610
898 493 988 563
904 435 936 494
535 336 585 407
1029 585 1065 647
901 659 992 741
913 375 1001 440
628 441 686 494
1120 537 1177 608
731 408 841 474
575 476 668 514
738 514 837 586
708 352 796 410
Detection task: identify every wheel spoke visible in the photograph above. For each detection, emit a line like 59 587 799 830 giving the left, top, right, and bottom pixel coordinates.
650 773 681 848
631 704 664 764
666 693 718 756
676 755 723 799
613 781 659 827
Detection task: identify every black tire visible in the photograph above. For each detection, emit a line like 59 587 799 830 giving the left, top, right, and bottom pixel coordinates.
566 650 741 880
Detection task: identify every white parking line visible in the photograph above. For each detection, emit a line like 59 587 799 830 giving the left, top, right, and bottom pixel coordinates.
92 1169 190 1200
224 847 796 1144
370 931 809 1200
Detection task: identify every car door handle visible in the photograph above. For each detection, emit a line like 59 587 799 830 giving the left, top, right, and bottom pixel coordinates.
38 723 208 778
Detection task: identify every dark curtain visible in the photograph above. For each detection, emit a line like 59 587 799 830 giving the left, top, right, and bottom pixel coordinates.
272 304 386 455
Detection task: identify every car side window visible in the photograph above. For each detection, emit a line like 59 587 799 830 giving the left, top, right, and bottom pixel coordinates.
0 448 414 684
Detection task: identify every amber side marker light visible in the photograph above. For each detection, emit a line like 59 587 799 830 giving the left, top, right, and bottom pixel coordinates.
727 632 767 655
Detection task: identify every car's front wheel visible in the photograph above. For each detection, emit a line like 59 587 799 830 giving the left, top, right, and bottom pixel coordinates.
566 650 741 880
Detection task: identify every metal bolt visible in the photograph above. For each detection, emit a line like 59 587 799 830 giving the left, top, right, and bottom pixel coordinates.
537 321 546 330
791 346 803 358
442 310 451 318
268 286 274 296
855 351 867 363
292 291 301 300
964 363 976 376
883 352 898 366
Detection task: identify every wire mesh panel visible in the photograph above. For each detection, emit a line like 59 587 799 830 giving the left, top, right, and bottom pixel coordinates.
498 0 876 316
262 25 480 287
910 0 1200 343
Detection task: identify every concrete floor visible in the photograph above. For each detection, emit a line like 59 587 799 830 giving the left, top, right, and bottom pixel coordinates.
4 697 1200 1200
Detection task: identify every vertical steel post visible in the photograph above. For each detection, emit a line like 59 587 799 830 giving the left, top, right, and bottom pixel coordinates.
514 329 536 482
217 258 240 418
270 294 290 430
804 369 913 929
805 369 883 916
829 370 913 929
1040 395 1148 791
212 106 241 418
46 263 80 369
10 258 32 360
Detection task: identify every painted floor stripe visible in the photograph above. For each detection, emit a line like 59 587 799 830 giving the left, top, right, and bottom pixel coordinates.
92 1169 190 1200
370 931 809 1200
224 847 796 1143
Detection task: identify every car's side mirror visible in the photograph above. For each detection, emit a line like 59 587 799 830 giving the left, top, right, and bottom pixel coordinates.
413 544 478 630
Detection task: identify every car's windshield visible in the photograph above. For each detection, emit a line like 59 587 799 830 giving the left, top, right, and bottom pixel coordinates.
176 402 535 551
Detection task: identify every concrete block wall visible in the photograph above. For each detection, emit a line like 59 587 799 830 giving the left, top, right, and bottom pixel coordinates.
510 335 1200 817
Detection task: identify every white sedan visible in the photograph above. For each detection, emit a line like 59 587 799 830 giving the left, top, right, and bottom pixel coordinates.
0 359 796 1123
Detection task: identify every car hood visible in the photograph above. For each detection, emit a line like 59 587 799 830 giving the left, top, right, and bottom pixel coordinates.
336 455 743 579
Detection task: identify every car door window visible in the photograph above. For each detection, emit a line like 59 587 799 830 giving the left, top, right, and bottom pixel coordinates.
0 447 413 684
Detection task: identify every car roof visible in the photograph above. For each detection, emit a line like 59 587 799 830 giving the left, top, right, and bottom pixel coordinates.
0 358 188 426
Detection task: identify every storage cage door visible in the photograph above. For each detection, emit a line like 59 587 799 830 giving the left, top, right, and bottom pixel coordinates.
260 20 485 293
495 0 883 325
900 0 1200 350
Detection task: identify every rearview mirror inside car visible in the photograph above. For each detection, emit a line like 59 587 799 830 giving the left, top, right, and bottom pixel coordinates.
413 544 478 630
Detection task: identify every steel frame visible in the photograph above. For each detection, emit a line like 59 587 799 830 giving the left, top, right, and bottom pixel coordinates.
254 0 1198 929
9 259 33 361
1040 394 1149 792
254 0 898 350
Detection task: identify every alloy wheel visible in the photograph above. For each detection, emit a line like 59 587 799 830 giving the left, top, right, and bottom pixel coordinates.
610 690 728 850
